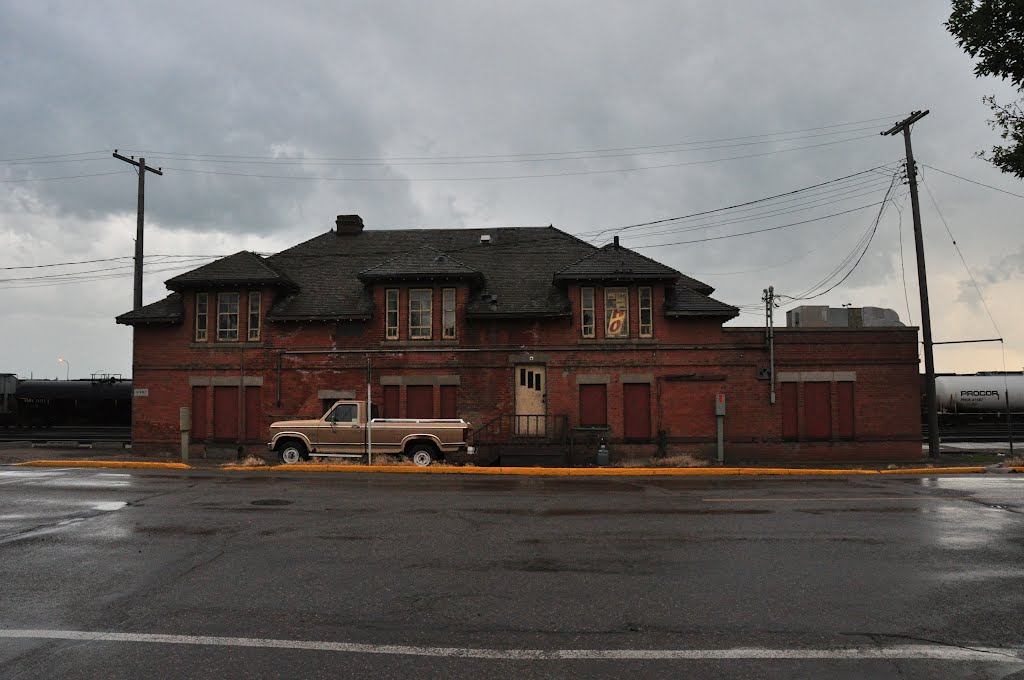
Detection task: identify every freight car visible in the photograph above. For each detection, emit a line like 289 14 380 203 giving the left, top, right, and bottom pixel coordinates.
934 373 1023 413
8 377 132 428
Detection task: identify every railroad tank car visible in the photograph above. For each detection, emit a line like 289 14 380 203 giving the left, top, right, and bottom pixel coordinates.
11 378 132 427
933 374 1024 413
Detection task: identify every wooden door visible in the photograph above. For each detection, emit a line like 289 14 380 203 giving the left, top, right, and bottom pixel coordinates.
514 365 546 435
212 386 238 440
407 385 434 419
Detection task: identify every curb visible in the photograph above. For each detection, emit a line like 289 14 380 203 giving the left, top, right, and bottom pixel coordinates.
16 460 191 470
218 464 988 476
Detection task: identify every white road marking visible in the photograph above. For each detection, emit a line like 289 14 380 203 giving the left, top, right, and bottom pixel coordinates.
0 629 1019 662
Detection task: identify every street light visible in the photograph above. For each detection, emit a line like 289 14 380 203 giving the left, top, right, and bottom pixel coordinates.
57 357 70 380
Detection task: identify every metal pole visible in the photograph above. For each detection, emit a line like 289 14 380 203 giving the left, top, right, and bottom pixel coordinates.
366 357 372 464
768 286 776 405
1008 387 1015 457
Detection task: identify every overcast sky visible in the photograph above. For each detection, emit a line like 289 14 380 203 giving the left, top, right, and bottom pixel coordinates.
2 0 1022 380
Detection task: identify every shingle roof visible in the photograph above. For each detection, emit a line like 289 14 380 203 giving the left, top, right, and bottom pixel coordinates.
665 287 739 318
118 223 737 323
165 251 296 292
115 293 183 325
358 246 483 282
554 242 713 293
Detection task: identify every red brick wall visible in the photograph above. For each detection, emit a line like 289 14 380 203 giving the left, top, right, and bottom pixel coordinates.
129 285 922 462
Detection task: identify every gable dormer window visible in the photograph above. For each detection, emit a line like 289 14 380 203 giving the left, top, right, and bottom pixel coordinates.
639 287 653 338
195 292 208 342
605 287 628 338
385 289 400 340
409 288 432 339
581 287 595 338
248 292 261 341
217 292 240 341
442 288 456 339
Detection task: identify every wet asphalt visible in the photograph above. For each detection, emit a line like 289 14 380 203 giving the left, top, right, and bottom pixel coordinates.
1 468 1024 679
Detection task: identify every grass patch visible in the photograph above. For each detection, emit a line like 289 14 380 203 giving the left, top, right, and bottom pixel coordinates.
223 455 267 468
614 454 708 468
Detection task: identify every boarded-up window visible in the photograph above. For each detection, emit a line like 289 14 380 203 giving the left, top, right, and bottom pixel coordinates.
407 385 433 419
244 386 262 441
623 383 651 439
383 385 400 418
837 381 855 439
804 381 832 440
781 382 798 440
440 385 457 419
579 384 608 427
212 386 239 439
605 287 628 338
191 386 208 439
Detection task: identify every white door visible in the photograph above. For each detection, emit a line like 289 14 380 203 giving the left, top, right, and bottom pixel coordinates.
514 365 546 436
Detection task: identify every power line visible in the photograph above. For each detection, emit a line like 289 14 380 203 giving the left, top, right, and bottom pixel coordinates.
114 114 907 163
0 254 230 271
154 134 882 183
581 163 899 241
893 198 914 326
920 164 1024 200
138 127 884 168
920 176 1002 337
0 170 133 183
0 150 111 163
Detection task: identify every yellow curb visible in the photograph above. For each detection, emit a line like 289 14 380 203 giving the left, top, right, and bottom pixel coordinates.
1009 467 1024 473
217 465 978 476
878 466 987 474
16 460 191 470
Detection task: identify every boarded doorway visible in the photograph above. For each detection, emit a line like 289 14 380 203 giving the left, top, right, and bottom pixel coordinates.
514 365 546 435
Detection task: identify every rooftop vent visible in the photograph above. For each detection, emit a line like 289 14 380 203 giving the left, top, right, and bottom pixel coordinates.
335 214 364 235
480 234 491 244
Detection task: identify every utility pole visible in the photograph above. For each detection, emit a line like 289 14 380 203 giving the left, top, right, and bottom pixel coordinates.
113 150 162 310
763 286 777 405
882 111 939 459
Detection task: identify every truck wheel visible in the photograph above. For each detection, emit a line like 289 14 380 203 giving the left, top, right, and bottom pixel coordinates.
279 441 306 465
409 444 435 467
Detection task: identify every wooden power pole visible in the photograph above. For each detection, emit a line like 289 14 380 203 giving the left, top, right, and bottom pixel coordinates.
113 150 163 310
882 111 939 459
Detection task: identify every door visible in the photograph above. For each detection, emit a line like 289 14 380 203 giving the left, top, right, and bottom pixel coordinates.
804 381 832 440
440 385 458 419
407 385 434 419
318 402 362 453
623 383 651 439
212 386 239 440
244 386 262 442
191 386 208 440
514 365 546 436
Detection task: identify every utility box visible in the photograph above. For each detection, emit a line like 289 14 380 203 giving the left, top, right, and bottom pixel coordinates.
715 393 726 416
179 407 191 432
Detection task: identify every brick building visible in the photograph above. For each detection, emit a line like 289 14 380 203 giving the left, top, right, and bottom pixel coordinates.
116 214 922 462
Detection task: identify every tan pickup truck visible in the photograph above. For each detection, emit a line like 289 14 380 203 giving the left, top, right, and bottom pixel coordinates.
268 400 472 466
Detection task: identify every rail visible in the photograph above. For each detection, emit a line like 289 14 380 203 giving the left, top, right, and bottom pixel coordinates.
473 414 570 445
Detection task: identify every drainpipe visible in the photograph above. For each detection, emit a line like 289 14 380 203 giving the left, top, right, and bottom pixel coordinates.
238 348 245 458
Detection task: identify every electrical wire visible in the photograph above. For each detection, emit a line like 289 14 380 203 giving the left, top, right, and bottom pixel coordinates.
920 175 1002 337
921 164 1024 201
114 114 908 163
154 134 882 183
0 170 133 183
893 197 914 326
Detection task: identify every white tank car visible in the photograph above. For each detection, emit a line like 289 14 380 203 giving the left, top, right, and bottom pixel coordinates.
934 374 1024 412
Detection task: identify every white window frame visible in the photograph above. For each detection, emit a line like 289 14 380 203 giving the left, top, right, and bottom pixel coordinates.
442 288 456 339
385 289 399 340
581 287 595 338
605 287 629 338
195 292 208 342
639 286 653 338
217 292 240 341
409 288 432 340
248 291 261 341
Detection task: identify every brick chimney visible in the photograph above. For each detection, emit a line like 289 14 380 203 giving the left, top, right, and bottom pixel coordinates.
335 214 364 234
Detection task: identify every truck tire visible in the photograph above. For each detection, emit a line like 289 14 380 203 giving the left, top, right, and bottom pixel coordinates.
408 443 436 467
278 440 307 465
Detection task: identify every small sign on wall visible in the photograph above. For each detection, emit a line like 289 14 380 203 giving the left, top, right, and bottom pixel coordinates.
133 388 149 397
